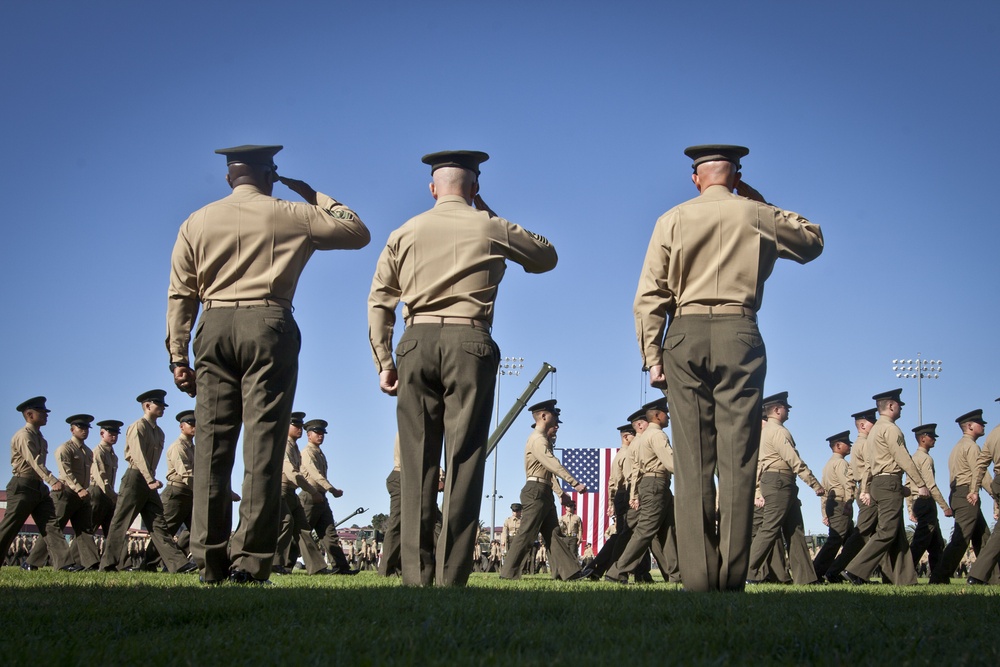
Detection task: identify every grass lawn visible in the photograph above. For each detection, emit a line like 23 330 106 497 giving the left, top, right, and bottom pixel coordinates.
1 569 997 666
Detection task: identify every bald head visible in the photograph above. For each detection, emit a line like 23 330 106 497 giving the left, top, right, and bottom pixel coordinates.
692 160 740 193
430 166 478 203
227 162 276 195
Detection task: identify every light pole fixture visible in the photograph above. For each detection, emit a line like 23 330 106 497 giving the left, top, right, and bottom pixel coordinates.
892 354 942 424
488 356 524 540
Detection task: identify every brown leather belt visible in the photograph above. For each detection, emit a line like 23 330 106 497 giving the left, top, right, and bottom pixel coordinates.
407 315 490 332
204 298 292 310
674 304 756 320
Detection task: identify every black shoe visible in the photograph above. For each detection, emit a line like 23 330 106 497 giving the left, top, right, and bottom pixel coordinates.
634 573 654 584
84 564 100 571
841 571 866 586
567 569 589 581
20 563 39 571
60 564 84 572
966 576 987 586
124 566 141 572
332 568 361 575
228 569 272 586
604 574 627 585
311 568 336 576
272 566 291 575
824 572 841 584
177 562 198 574
745 579 763 585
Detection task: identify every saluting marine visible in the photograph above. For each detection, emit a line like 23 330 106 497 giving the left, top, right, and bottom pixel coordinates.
633 144 823 591
166 144 368 585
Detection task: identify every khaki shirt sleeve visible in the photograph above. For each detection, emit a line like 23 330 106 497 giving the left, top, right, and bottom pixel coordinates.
92 449 113 493
15 431 58 486
633 213 676 370
649 430 675 474
367 243 401 373
772 207 825 264
126 421 157 485
499 217 559 274
307 192 370 251
917 455 949 512
550 475 564 497
301 448 335 493
528 436 579 488
775 434 821 491
166 222 200 366
889 431 924 487
57 444 84 493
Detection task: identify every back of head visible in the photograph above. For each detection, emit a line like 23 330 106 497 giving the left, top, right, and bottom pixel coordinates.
432 166 477 198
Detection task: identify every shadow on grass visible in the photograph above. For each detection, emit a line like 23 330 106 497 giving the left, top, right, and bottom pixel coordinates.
1 572 998 665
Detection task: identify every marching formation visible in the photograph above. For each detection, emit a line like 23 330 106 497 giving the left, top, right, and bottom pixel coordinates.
3 143 998 591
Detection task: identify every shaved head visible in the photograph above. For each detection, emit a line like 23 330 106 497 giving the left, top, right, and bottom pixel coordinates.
430 166 478 202
227 162 275 194
692 159 740 193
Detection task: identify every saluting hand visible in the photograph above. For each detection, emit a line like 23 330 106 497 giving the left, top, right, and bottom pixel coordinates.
278 176 318 205
473 194 497 217
735 180 767 203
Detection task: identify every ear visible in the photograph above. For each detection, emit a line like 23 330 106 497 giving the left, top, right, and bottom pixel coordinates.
225 174 234 189
429 182 438 200
732 171 742 190
691 172 700 192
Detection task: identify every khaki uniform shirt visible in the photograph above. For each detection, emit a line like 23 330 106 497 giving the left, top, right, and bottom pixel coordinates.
634 184 824 369
628 423 674 501
907 447 949 513
559 512 582 540
972 425 1000 495
501 514 521 550
367 194 557 372
10 424 58 485
758 417 821 491
820 453 855 520
124 416 165 485
608 444 628 513
948 434 991 490
281 438 315 493
862 415 923 493
91 442 118 494
300 443 336 494
524 430 580 494
165 434 194 489
851 433 870 493
167 184 369 365
55 436 92 493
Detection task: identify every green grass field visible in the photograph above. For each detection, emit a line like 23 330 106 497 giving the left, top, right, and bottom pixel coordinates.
1 570 997 666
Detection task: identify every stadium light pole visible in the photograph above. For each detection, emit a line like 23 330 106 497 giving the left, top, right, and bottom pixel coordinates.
892 354 942 424
488 356 524 539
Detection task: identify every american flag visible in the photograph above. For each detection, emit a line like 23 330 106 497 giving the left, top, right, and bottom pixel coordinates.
560 448 616 556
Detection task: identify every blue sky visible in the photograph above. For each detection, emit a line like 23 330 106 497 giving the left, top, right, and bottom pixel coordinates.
2 1 998 539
